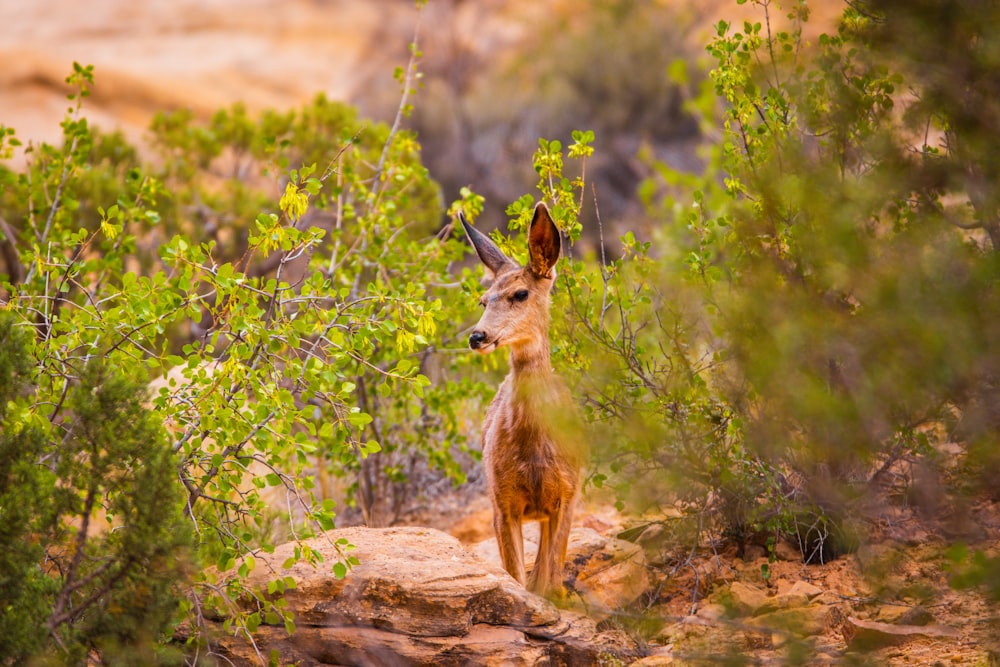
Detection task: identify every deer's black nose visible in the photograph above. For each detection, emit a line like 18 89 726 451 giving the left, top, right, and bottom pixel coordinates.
469 331 487 350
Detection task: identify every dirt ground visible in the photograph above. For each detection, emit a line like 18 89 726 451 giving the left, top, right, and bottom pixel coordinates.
393 473 1000 666
650 534 998 665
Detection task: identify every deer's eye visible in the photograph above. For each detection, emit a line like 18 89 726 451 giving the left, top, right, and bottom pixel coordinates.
512 289 530 302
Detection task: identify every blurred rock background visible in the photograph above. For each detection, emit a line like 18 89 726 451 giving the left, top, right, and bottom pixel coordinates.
0 0 839 240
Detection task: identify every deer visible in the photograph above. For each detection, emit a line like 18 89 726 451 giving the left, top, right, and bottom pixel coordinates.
459 202 585 597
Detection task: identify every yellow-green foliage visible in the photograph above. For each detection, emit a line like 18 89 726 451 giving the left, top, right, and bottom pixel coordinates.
0 60 490 660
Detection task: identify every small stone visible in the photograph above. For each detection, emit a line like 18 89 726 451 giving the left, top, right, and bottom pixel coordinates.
696 603 727 621
775 580 823 608
750 604 843 638
875 604 912 623
785 580 823 599
773 539 803 562
580 510 622 535
897 606 935 626
876 603 936 627
742 630 773 650
628 646 674 666
723 581 772 617
812 591 843 606
843 616 960 651
636 523 669 561
629 655 674 666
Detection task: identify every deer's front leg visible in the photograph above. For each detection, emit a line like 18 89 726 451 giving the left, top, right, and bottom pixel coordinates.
530 501 574 597
494 507 526 585
550 497 575 593
528 516 553 595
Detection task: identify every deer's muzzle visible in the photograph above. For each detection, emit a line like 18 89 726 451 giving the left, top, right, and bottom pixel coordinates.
469 330 489 350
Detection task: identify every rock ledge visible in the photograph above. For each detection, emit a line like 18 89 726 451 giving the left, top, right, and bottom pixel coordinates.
197 526 638 666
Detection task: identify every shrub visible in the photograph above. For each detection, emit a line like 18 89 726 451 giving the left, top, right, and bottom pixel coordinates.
636 0 1000 562
0 56 488 660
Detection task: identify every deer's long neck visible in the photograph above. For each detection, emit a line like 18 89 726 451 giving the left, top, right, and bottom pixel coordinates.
509 336 552 377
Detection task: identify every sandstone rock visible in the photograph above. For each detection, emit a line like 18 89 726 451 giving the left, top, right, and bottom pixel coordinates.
875 604 936 625
209 624 550 667
656 615 714 645
696 602 728 621
723 581 771 617
250 526 559 636
721 579 827 620
200 526 638 666
773 539 803 562
628 649 675 666
473 525 650 615
749 603 845 638
774 580 823 608
570 529 651 614
843 616 960 651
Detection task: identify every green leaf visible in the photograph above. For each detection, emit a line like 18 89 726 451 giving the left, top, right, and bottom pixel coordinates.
348 410 372 427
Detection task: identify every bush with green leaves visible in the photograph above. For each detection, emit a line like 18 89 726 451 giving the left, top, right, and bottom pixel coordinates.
0 314 58 662
637 0 1000 563
0 54 490 662
534 0 1000 579
0 312 192 665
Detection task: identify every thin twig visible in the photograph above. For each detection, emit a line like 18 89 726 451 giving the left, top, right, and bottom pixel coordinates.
592 184 611 328
372 8 423 200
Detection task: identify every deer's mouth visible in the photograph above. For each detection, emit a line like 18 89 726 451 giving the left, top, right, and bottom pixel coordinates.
474 337 499 354
469 327 501 353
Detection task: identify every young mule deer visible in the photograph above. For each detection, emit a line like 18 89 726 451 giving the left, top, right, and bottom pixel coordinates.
460 203 585 596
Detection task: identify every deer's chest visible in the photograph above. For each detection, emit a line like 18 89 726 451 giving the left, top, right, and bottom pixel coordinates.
483 378 545 448
482 379 566 479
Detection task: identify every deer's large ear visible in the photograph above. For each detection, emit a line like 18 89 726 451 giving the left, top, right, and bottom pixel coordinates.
460 212 516 285
528 203 560 279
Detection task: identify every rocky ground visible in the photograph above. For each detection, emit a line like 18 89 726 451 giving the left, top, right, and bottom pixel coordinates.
205 482 999 665
636 526 999 665
267 464 998 667
312 439 1000 666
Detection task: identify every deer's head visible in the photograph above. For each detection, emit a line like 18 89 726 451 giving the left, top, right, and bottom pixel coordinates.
460 203 561 359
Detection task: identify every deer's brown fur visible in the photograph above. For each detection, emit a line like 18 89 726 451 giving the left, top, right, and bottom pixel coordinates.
461 203 585 596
